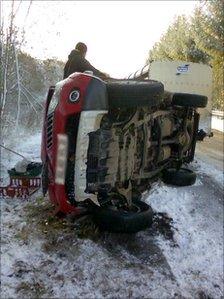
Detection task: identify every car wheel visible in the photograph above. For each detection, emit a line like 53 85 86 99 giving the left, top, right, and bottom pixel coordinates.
107 80 164 108
92 200 153 233
162 168 196 186
172 93 208 108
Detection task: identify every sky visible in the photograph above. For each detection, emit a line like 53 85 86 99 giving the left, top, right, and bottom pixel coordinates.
2 0 198 78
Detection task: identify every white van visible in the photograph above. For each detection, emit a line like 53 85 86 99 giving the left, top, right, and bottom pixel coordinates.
148 61 212 133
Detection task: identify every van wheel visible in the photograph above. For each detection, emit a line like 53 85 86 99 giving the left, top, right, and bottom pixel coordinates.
92 200 153 233
162 168 196 186
172 93 208 108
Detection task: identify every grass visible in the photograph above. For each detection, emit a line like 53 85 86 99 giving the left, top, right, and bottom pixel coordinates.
16 280 47 298
20 196 101 254
14 226 30 244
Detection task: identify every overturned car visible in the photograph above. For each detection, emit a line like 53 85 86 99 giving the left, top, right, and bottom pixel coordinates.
41 72 207 233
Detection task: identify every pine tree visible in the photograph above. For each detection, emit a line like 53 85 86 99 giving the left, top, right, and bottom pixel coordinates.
192 0 224 110
149 15 209 63
148 1 224 110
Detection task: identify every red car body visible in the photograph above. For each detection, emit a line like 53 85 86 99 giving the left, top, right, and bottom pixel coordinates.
41 73 95 214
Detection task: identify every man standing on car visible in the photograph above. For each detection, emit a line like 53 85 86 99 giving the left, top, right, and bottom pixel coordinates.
63 42 109 80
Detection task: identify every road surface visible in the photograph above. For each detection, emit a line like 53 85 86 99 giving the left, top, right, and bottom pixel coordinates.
196 130 223 171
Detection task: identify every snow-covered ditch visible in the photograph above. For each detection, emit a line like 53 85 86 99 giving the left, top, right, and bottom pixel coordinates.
1 132 223 298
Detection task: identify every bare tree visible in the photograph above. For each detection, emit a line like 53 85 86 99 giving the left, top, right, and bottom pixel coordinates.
0 0 36 136
1 0 64 139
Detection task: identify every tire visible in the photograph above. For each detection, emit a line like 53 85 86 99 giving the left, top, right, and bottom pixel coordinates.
172 93 208 108
106 80 164 108
92 200 153 233
162 168 196 186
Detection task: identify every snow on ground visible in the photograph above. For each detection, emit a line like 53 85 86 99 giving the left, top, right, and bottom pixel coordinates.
193 156 223 186
145 179 223 298
0 131 42 185
1 132 223 298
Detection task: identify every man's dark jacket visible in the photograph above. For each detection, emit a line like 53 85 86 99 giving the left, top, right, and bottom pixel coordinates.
63 49 106 79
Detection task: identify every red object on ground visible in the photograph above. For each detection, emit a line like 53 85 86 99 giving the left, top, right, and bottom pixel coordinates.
0 176 41 199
